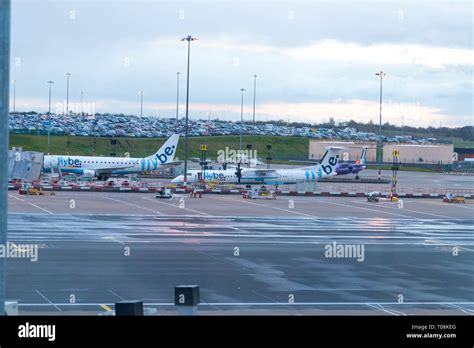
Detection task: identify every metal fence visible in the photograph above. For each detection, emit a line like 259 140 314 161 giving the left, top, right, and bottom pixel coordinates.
448 162 474 174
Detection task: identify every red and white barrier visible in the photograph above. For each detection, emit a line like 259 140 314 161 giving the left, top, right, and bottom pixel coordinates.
6 181 473 199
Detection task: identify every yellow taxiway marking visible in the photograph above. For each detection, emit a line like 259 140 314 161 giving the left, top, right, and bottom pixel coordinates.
100 304 112 311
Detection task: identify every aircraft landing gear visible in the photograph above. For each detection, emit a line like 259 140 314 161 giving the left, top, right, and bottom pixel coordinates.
97 175 109 181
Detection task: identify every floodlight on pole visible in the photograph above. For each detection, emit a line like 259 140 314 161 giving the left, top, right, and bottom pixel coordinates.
80 91 84 116
240 88 246 152
252 74 257 128
180 35 198 190
66 72 71 115
139 90 143 117
11 79 15 113
47 80 54 154
375 70 386 179
176 72 180 122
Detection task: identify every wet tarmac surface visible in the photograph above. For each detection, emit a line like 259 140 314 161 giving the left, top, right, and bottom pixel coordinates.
6 191 474 315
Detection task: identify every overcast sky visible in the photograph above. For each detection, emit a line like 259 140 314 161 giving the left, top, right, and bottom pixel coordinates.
10 0 473 127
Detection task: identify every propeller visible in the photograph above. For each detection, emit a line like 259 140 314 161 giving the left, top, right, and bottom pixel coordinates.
235 163 242 184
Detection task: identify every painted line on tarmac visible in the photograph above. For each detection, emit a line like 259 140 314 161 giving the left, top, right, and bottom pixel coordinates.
35 290 62 312
374 303 407 316
251 290 296 311
354 200 459 220
8 233 464 242
102 236 126 245
108 289 126 301
103 196 165 215
212 195 429 220
142 196 213 216
9 194 54 214
8 212 209 218
416 200 474 211
320 199 421 219
18 301 474 307
209 195 319 219
443 303 474 315
366 303 402 316
423 239 474 252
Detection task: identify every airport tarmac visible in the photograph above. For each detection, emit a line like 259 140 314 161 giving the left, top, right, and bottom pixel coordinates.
6 191 474 315
258 167 474 192
144 167 474 194
343 168 473 189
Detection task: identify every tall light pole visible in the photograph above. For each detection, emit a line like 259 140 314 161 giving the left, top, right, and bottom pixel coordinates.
240 88 246 151
252 74 257 129
65 72 71 115
139 90 143 117
0 0 12 316
176 72 180 122
375 70 386 178
401 115 404 138
80 91 84 116
11 79 15 113
181 35 198 190
47 80 54 154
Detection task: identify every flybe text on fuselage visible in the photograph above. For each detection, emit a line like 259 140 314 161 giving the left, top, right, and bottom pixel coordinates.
57 157 82 168
53 150 176 172
205 172 230 181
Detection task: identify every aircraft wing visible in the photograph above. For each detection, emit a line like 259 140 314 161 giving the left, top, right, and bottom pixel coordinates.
94 160 181 174
241 168 280 179
246 169 277 174
94 166 131 174
158 160 182 168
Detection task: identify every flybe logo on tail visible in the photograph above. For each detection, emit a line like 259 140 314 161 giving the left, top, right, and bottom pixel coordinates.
321 155 339 175
156 145 176 164
141 145 176 171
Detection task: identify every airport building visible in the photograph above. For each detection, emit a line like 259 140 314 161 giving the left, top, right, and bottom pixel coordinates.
309 141 454 164
454 147 474 161
383 144 454 164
